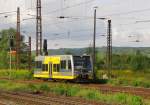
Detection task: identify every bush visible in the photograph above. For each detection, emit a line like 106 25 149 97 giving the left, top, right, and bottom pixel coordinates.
0 70 33 80
50 85 66 95
27 83 38 93
39 84 50 92
132 80 143 87
65 86 80 96
100 70 150 88
113 93 143 105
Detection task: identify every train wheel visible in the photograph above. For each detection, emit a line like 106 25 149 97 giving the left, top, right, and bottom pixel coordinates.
43 78 48 81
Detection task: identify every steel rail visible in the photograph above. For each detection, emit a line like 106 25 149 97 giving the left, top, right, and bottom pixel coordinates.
0 91 102 105
0 78 149 99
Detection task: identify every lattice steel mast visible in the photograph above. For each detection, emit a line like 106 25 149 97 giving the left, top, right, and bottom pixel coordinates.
36 0 42 56
16 7 20 70
107 20 112 78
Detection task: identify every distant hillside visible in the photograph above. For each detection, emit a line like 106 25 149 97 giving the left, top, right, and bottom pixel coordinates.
44 47 150 56
112 47 150 55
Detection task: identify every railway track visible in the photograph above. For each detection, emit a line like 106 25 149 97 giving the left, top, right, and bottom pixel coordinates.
0 91 107 105
0 100 7 105
84 84 150 98
16 79 150 98
0 78 150 99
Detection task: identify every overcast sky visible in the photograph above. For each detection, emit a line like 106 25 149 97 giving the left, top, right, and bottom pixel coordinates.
0 0 150 49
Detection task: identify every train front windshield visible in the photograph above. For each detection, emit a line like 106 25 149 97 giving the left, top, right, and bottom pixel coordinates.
73 56 92 70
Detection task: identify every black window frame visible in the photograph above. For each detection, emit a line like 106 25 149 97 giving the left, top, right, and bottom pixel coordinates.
42 64 48 71
68 60 72 70
53 64 60 72
61 60 66 69
36 61 42 69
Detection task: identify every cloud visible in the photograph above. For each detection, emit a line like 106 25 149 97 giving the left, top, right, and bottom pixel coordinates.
1 0 150 49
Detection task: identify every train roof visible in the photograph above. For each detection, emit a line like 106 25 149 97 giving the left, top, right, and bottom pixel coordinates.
35 55 91 61
36 54 91 57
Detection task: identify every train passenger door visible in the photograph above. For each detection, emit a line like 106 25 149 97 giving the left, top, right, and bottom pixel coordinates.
49 62 52 78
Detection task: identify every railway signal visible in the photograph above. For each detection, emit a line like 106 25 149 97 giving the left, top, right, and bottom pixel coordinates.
43 39 48 55
9 32 16 79
28 36 32 71
9 34 15 49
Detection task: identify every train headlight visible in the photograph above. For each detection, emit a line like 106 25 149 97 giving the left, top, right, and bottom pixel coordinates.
88 71 92 73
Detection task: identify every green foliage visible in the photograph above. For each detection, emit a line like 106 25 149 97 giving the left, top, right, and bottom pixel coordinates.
0 28 15 69
76 89 144 105
113 93 143 105
0 80 27 92
50 85 66 95
0 80 145 105
49 84 79 96
27 83 39 93
95 50 150 72
99 70 150 88
39 84 50 92
64 49 73 55
85 47 93 55
0 70 33 80
0 28 31 69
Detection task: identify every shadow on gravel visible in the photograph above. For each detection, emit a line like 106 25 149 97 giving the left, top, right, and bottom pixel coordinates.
91 79 108 84
69 79 109 84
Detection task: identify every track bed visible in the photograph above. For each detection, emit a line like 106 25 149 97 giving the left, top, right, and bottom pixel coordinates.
0 91 108 105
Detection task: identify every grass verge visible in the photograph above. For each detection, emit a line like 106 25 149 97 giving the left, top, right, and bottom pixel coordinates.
0 69 33 80
0 69 150 88
98 70 150 88
0 80 147 105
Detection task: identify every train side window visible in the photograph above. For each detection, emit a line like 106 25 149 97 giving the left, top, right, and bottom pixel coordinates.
36 61 42 68
61 60 66 69
53 64 57 72
53 64 60 72
42 64 48 71
68 60 71 70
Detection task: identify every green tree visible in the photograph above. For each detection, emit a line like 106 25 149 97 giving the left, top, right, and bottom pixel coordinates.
130 50 150 71
0 28 29 69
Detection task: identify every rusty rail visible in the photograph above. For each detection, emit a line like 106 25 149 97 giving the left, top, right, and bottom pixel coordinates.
0 78 150 99
0 91 106 105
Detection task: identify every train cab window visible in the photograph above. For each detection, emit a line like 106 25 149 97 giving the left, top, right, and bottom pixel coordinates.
60 60 71 71
42 64 48 71
53 64 60 72
73 56 92 70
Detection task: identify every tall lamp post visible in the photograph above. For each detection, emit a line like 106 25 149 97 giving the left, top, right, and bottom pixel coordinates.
92 7 106 80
